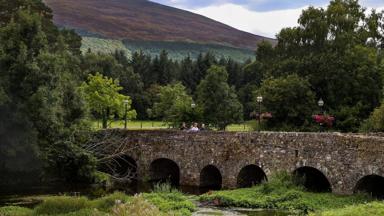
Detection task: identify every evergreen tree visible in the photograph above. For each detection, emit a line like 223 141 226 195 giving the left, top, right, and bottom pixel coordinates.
197 65 243 130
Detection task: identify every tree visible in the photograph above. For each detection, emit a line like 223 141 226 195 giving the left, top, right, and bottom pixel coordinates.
361 102 384 132
197 65 243 130
252 0 384 131
131 51 153 87
180 56 195 93
151 83 201 127
254 74 316 130
152 50 176 85
0 7 95 183
81 73 136 129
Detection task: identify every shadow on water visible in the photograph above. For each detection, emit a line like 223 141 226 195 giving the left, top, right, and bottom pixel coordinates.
236 209 291 216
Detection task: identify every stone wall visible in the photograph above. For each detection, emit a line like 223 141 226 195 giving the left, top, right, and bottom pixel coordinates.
95 129 384 194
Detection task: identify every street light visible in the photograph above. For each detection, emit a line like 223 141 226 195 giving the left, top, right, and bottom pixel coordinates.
318 98 324 114
257 96 263 132
318 98 324 131
123 99 129 129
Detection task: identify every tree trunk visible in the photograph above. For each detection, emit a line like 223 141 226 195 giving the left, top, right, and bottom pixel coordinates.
102 110 108 129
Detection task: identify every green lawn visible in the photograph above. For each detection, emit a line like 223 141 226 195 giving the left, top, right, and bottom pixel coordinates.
92 120 169 130
92 120 257 132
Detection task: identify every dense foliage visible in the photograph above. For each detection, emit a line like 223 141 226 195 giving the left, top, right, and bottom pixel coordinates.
252 0 384 131
150 83 201 127
81 73 136 128
197 66 243 130
0 0 94 183
255 74 316 130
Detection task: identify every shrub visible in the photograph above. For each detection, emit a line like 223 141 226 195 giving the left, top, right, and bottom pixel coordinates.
33 196 90 215
90 192 131 212
112 194 165 216
0 206 33 216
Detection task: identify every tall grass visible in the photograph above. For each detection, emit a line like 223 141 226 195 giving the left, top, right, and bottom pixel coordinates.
0 190 195 216
311 202 384 216
200 172 372 214
33 196 90 215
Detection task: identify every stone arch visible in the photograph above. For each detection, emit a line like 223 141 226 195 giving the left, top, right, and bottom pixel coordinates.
354 175 384 198
200 165 222 190
293 166 332 192
149 158 180 186
100 155 137 179
237 165 267 188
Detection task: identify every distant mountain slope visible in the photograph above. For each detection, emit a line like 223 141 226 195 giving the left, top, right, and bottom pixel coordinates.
44 0 275 51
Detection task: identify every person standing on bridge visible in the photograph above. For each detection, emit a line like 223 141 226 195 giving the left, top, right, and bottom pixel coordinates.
180 122 187 131
189 123 199 132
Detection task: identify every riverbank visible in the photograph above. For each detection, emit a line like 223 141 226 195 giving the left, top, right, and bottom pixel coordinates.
0 185 196 216
199 173 381 215
1 173 383 216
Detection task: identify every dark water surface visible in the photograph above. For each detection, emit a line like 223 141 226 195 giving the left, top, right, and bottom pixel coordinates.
236 209 292 216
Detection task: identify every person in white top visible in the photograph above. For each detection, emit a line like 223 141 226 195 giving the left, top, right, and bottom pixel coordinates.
189 122 199 132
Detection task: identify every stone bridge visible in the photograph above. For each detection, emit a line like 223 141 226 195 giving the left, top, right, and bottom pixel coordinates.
95 129 384 195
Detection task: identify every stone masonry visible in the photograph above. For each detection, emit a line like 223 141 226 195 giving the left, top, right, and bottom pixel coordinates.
94 129 384 194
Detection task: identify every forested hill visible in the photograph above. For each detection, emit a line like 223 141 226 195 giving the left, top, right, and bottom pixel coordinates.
44 0 274 49
43 0 275 61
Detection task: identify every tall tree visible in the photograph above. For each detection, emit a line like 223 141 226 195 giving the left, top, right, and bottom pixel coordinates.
131 51 153 87
254 74 316 130
0 6 94 183
81 73 136 129
151 83 200 127
197 65 243 130
253 0 384 131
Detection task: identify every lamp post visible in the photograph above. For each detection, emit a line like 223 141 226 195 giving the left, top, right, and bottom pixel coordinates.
257 96 263 132
191 102 196 125
318 98 324 114
318 98 324 131
123 99 129 129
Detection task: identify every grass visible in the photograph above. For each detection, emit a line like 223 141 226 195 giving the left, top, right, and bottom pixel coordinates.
92 120 168 130
0 206 33 216
310 202 384 216
199 172 373 214
92 119 257 132
0 189 195 216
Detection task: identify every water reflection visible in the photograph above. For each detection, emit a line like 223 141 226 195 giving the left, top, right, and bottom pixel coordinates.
193 208 292 216
236 209 291 216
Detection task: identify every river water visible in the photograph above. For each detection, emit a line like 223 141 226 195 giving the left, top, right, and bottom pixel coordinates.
0 183 292 216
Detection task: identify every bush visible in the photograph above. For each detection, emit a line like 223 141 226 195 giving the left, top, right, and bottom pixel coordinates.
360 102 384 132
112 194 165 216
0 206 33 216
310 202 384 216
33 196 90 215
90 192 131 212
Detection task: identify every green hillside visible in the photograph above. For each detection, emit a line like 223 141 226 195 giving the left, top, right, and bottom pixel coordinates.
81 36 255 62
